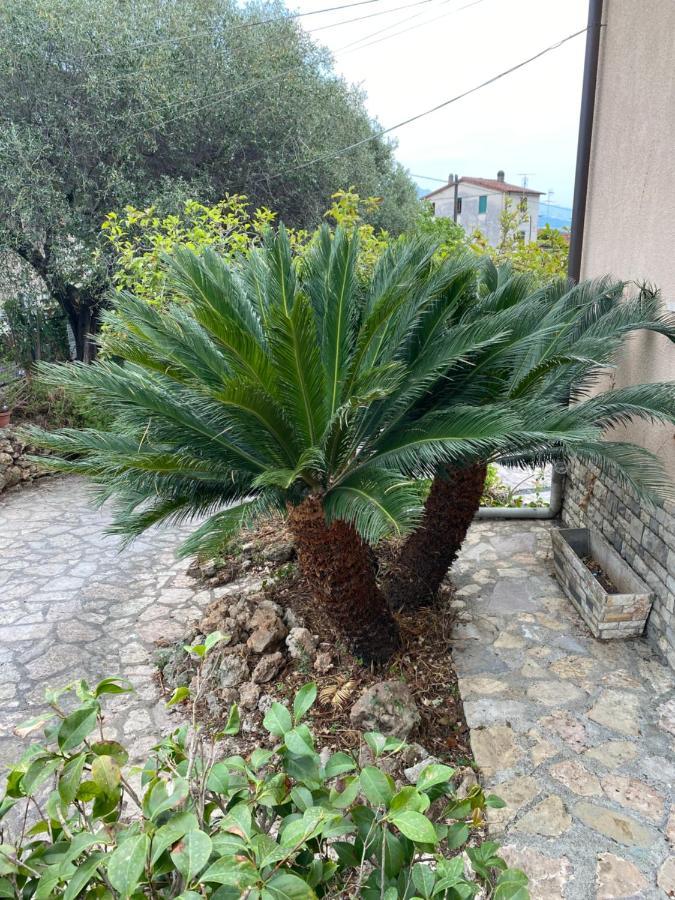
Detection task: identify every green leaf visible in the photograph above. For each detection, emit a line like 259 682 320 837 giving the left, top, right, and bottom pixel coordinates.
446 821 470 850
58 703 100 752
145 777 189 820
265 871 318 899
202 857 259 887
205 631 227 653
494 868 529 899
58 753 88 805
151 811 199 864
389 786 429 814
223 704 240 735
91 755 121 795
329 774 360 809
94 677 133 697
284 725 315 757
486 793 507 808
62 851 106 900
90 740 129 765
206 762 230 794
250 748 274 769
389 810 438 845
263 702 292 737
22 756 61 795
292 683 317 723
412 862 436 899
415 763 455 793
170 829 213 882
167 686 190 707
363 732 387 757
360 767 394 807
107 833 149 899
323 751 356 778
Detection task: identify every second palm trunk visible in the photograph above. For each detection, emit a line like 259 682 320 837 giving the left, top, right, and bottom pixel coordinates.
287 496 401 665
383 462 487 610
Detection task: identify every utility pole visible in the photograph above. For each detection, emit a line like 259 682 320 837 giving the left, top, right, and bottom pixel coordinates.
449 173 460 222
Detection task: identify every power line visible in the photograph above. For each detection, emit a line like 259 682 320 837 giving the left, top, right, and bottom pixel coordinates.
271 27 588 179
340 0 484 52
83 0 397 59
308 0 435 33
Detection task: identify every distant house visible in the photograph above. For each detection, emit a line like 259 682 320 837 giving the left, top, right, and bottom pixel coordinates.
423 171 543 246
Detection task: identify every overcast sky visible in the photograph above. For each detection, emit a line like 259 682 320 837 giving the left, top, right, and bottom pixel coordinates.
295 0 589 207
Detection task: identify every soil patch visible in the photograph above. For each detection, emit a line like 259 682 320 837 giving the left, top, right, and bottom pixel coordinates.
581 555 618 593
156 518 473 772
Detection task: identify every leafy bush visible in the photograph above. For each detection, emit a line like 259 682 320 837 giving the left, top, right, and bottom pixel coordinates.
0 293 70 367
0 637 528 899
10 376 112 430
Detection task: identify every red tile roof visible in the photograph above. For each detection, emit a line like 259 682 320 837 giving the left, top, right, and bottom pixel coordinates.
423 176 543 200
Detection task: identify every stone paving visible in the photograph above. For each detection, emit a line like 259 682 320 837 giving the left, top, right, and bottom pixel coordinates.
452 520 675 899
0 476 214 780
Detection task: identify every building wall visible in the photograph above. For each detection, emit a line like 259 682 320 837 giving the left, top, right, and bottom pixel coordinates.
562 0 675 667
427 183 539 246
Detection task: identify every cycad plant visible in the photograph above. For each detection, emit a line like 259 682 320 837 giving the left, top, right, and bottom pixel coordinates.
31 227 533 664
384 264 675 609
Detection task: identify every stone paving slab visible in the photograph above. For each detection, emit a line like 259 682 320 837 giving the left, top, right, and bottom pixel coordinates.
0 476 217 782
452 521 675 899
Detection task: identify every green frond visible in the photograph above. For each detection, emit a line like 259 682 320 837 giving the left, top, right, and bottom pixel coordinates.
176 494 284 559
324 469 424 544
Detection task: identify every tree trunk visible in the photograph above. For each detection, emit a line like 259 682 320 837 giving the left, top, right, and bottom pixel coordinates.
287 496 400 666
383 462 487 611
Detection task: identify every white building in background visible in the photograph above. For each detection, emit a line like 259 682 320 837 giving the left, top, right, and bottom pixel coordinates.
423 171 543 246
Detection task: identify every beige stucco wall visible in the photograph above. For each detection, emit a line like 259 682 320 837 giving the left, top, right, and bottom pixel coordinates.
580 0 675 477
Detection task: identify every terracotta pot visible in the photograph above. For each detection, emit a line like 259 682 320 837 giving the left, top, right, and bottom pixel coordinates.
0 409 10 428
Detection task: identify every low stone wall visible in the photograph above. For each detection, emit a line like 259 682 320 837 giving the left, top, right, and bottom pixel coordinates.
0 427 50 494
563 458 675 670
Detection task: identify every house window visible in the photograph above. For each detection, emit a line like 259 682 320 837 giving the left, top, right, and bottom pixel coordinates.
478 195 488 214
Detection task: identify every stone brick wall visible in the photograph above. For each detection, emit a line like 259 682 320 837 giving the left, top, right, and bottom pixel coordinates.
562 459 675 670
0 427 50 494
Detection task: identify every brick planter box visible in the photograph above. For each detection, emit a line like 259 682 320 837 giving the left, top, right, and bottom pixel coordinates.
551 527 653 639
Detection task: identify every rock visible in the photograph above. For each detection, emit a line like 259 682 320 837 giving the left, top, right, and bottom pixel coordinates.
658 856 675 895
217 652 250 688
538 710 588 753
549 654 597 680
583 741 638 769
349 681 420 739
458 675 507 696
657 698 675 737
596 853 648 899
283 607 301 630
527 680 583 706
527 729 558 767
600 775 664 823
404 756 440 784
262 541 295 564
549 760 602 797
573 802 652 847
667 810 675 844
258 693 274 713
246 609 287 653
471 724 522 776
238 681 261 710
493 631 526 650
514 795 571 836
285 627 317 660
587 691 640 736
486 775 540 832
500 846 572 900
313 651 333 674
252 652 284 684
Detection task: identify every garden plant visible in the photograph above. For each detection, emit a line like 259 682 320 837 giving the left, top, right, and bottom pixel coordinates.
0 638 528 899
384 266 675 608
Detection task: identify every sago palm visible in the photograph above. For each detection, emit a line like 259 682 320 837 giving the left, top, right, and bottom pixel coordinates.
31 227 531 663
384 263 675 609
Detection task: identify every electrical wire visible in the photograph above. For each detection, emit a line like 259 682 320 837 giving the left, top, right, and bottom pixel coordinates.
270 27 588 178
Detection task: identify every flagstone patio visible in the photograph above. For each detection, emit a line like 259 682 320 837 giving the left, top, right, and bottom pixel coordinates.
452 520 675 899
2 477 675 896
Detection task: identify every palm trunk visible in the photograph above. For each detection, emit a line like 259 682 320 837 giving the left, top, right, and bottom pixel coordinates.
287 496 400 665
383 462 487 610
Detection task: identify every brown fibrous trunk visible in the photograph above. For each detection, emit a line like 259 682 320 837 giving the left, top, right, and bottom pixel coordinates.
287 496 400 666
383 462 488 611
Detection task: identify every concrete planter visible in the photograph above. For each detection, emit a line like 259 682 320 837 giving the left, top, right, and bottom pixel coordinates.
551 527 653 639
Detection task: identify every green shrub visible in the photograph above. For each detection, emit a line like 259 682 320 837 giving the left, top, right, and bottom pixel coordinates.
0 636 528 898
10 376 112 430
